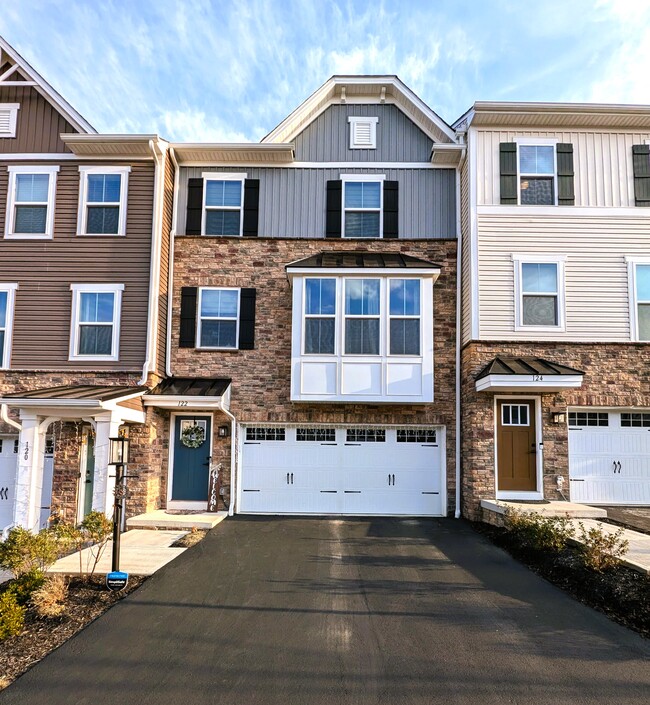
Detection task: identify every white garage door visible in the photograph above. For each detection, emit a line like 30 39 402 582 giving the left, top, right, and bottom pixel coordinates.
0 436 18 530
569 410 650 505
239 426 444 516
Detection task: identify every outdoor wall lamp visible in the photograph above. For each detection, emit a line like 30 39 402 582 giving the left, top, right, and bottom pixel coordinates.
218 424 230 438
550 408 566 425
109 434 130 466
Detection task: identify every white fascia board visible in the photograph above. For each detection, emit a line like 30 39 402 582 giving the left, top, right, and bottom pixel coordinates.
142 396 227 410
286 267 440 279
475 374 584 393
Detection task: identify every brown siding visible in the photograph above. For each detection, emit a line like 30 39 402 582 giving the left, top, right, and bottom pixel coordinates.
116 395 145 413
155 152 174 375
0 161 155 370
0 85 78 153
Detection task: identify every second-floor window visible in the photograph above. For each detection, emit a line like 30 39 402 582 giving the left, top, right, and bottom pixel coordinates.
70 284 123 361
629 261 650 341
513 256 565 330
203 175 244 236
198 288 240 349
78 167 130 235
342 176 383 238
5 166 58 239
519 145 555 205
0 284 17 369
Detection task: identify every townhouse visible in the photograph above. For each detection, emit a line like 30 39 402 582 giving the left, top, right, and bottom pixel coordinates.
457 101 650 518
0 37 173 532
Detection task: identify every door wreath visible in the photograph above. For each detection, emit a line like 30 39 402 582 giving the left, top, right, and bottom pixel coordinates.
180 423 206 449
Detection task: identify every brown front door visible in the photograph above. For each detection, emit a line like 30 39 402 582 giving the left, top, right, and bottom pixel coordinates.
496 400 537 491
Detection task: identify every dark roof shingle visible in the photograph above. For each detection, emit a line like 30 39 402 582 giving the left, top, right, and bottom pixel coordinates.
286 251 441 270
476 357 584 380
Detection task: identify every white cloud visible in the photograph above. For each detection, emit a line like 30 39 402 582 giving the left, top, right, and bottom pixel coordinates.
157 108 256 142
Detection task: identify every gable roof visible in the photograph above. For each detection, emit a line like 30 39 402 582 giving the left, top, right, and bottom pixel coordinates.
0 35 95 134
262 76 458 146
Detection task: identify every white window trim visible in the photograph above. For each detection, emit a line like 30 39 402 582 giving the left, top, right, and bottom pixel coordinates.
69 283 124 362
514 137 558 206
77 166 130 236
512 254 566 332
348 116 378 149
626 256 650 342
387 278 422 357
201 172 247 237
196 287 241 350
0 103 20 138
5 165 59 239
501 403 530 427
302 277 338 356
341 174 385 239
0 283 18 370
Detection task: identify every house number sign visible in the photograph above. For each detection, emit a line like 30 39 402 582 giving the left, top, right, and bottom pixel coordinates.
532 375 544 382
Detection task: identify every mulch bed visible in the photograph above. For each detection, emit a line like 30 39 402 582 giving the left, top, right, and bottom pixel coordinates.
171 529 207 548
0 575 145 688
473 522 650 638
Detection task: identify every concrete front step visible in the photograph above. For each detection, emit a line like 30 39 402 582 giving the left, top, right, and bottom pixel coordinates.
127 510 228 531
481 499 608 519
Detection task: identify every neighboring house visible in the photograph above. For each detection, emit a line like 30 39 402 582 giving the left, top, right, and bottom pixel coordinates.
0 37 173 532
157 76 464 517
457 101 650 518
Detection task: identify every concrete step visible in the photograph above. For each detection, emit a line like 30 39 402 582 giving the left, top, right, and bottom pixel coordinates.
481 499 608 519
127 510 228 531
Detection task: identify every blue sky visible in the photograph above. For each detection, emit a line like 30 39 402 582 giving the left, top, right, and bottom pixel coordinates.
2 0 650 141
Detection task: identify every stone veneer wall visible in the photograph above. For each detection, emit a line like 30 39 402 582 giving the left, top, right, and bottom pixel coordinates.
172 237 458 514
461 341 650 520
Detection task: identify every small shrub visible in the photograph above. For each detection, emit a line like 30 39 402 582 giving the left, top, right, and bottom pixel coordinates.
503 508 575 553
577 523 629 572
0 591 25 640
7 569 45 606
0 526 59 577
32 575 68 618
79 511 113 579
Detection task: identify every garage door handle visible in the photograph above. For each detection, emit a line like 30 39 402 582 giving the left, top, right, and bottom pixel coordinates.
286 473 290 484
617 461 622 473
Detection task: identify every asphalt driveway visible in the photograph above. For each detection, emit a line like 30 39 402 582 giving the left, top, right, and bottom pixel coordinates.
2 517 649 704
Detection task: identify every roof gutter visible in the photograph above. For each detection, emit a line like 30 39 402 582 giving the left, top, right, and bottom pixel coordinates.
1 404 21 431
166 146 180 378
218 399 238 517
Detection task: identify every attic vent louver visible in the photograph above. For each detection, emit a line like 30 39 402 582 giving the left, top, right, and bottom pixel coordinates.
0 104 19 138
348 116 378 149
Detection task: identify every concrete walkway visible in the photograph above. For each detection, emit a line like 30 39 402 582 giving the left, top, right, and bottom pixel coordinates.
48 529 188 576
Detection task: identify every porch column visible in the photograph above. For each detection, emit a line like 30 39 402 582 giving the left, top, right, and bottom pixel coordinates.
13 411 45 531
92 413 122 518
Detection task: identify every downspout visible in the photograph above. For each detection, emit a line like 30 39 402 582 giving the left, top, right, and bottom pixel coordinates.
218 398 238 517
138 139 166 386
455 144 468 519
165 146 180 377
1 404 21 431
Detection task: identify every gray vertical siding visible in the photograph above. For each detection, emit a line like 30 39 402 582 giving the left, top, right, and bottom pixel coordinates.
293 104 434 162
177 166 456 239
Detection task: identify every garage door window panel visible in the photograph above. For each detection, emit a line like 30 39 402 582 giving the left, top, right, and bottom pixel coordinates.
568 411 609 427
345 279 380 355
304 278 336 354
246 427 286 441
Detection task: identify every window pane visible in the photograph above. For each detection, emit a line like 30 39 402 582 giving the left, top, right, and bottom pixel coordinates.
200 289 238 318
0 291 6 328
345 279 380 315
0 330 4 367
638 304 650 341
344 181 380 208
390 319 420 355
16 173 49 202
205 209 241 236
80 293 114 323
522 263 557 293
523 295 557 326
14 205 47 233
389 279 420 315
205 180 241 207
305 279 336 315
345 319 380 354
87 174 121 203
305 318 335 354
79 325 113 355
200 320 237 348
519 145 554 175
345 211 380 237
86 206 119 234
520 177 554 205
636 265 650 301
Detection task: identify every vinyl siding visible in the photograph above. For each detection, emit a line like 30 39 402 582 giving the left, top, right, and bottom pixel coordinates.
176 166 456 239
155 152 174 375
293 104 434 162
460 157 471 343
0 161 155 369
477 213 650 342
0 85 77 153
477 129 650 207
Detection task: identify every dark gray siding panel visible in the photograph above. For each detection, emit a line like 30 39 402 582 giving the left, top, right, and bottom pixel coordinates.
293 104 434 162
177 166 456 239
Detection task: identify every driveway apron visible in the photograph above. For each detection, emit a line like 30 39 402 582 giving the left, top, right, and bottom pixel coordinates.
1 517 648 705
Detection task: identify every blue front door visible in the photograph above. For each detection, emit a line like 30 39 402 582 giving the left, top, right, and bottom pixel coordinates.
172 416 212 501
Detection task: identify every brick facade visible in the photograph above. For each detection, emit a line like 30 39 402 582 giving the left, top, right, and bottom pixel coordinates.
461 340 650 519
171 236 458 514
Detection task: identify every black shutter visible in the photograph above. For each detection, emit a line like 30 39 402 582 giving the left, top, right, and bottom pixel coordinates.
499 142 518 204
186 178 204 235
633 144 650 207
242 179 260 236
326 180 342 237
179 287 198 348
556 143 575 206
383 181 399 238
238 288 256 350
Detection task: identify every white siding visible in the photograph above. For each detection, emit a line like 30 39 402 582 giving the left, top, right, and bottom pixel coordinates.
460 157 472 343
477 129 650 207
477 213 650 342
